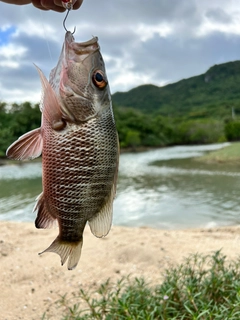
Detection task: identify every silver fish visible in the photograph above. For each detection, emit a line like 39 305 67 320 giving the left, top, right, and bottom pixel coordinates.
6 31 119 270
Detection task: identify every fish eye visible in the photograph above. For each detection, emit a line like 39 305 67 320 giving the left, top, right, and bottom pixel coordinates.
92 70 108 89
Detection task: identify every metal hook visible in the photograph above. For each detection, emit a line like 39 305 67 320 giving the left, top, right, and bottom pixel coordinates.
63 9 76 34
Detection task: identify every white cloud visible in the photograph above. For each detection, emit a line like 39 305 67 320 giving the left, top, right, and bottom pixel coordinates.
0 43 27 58
16 19 58 41
0 61 19 68
135 23 173 42
0 85 39 103
197 10 240 37
0 43 27 70
1 0 240 102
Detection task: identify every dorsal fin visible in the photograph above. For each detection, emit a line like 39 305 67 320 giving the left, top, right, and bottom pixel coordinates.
34 64 66 130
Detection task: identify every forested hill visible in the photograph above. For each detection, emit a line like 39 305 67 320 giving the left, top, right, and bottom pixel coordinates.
2 61 240 158
112 60 240 118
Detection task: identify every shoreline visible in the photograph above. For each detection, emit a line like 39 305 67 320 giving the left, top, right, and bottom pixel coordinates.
195 142 240 164
1 220 240 319
1 142 239 318
0 142 230 166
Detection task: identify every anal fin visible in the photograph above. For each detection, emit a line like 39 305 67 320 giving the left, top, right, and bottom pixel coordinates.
88 144 119 238
88 184 116 238
34 192 57 229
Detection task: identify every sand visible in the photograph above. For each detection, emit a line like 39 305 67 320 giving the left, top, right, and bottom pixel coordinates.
1 221 240 319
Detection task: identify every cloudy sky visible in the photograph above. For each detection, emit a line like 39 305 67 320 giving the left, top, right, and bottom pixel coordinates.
0 0 240 103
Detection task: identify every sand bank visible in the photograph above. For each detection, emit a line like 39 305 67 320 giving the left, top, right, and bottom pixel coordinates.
1 221 240 319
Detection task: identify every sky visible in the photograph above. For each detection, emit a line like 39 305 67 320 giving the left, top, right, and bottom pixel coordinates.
1 0 240 103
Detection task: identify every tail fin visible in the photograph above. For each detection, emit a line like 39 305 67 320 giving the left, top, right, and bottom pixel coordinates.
39 237 83 270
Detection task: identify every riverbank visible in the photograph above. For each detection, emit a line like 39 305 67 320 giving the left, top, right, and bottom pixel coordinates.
0 146 159 166
0 142 235 167
1 221 240 319
195 142 240 164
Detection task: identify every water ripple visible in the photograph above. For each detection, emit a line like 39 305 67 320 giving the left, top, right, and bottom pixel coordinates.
0 162 42 180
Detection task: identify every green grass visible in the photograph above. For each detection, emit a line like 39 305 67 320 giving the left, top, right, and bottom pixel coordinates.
43 251 240 319
196 143 240 164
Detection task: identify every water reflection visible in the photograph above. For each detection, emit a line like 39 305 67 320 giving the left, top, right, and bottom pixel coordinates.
1 143 240 229
114 143 240 229
0 161 42 180
0 162 42 222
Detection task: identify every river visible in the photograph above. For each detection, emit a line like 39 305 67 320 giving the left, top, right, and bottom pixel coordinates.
1 142 240 229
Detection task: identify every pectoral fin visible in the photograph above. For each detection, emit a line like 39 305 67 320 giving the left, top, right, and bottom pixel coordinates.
6 127 43 160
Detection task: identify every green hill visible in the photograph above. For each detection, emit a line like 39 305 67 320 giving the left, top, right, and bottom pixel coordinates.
112 61 240 118
2 61 240 157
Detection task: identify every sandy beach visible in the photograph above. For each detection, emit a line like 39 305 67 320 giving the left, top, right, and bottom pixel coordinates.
1 221 240 319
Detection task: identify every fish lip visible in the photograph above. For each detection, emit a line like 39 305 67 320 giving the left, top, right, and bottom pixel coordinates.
58 32 101 102
64 31 99 57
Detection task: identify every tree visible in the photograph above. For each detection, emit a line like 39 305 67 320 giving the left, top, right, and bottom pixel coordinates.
225 120 240 141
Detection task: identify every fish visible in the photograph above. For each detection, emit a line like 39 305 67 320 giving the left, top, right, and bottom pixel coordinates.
6 31 119 270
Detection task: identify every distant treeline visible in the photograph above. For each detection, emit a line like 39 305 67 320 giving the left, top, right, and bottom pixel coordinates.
0 101 240 157
0 102 41 157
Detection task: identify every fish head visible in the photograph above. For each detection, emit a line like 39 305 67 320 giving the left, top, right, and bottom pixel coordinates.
50 31 111 123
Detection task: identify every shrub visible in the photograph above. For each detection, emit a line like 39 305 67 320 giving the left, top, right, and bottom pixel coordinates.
46 251 240 320
177 119 225 144
225 120 240 141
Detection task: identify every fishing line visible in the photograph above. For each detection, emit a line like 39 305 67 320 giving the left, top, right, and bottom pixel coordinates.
40 10 53 64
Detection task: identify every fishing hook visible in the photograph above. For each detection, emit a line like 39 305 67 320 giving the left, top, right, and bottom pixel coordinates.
63 7 76 34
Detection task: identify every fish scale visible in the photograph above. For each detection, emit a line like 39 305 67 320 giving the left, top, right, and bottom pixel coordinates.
43 115 116 219
6 31 119 270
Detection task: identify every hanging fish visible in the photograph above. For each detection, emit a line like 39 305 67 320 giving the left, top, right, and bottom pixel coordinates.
6 31 119 270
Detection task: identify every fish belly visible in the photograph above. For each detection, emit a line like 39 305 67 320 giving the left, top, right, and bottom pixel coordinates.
42 109 118 242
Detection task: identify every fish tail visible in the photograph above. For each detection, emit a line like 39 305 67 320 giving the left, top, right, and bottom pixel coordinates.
39 237 83 270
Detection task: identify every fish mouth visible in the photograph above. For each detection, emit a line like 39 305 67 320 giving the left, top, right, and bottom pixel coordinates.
64 31 99 61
